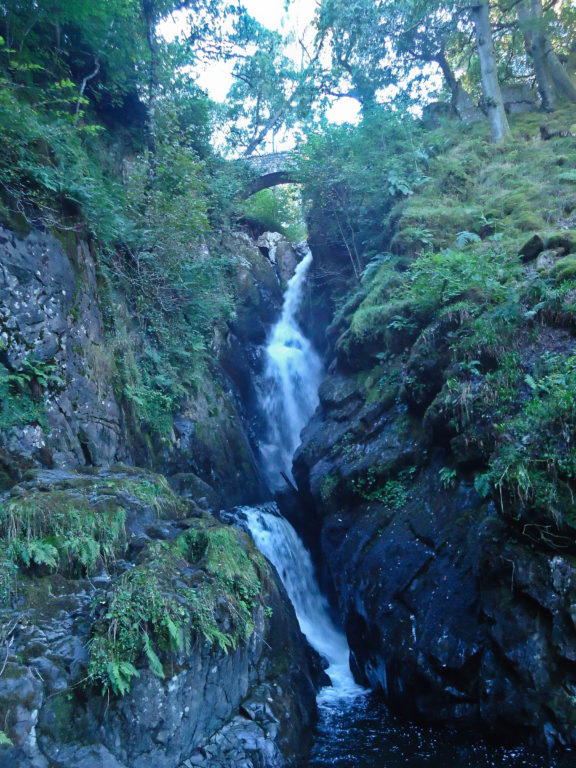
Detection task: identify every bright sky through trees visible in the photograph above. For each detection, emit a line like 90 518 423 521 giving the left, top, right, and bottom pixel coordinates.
159 0 361 125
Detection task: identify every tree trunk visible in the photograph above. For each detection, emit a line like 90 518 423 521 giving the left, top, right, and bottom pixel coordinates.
435 50 460 114
542 41 576 103
517 0 555 111
435 50 481 122
531 0 576 103
471 0 511 143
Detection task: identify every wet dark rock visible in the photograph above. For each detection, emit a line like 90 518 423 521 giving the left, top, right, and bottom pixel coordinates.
0 224 283 505
294 318 576 749
0 225 125 471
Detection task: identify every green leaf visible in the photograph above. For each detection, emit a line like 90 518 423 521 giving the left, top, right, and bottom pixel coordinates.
474 473 492 499
166 616 184 652
28 540 59 569
0 730 12 747
106 661 139 696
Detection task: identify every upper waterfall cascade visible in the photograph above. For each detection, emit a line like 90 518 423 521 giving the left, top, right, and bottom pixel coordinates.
257 247 324 491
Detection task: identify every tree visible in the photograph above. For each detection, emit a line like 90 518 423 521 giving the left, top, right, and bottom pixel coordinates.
223 14 326 156
527 0 576 104
517 0 554 111
314 0 395 112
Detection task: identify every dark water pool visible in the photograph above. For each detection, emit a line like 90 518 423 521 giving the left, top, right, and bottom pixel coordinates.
308 694 572 768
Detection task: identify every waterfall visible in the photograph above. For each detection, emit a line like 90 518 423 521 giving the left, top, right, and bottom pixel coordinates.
239 245 362 702
257 247 324 491
240 503 363 703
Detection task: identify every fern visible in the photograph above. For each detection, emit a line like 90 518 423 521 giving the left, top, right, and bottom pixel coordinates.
106 661 140 696
456 230 481 247
200 623 235 652
165 616 185 653
27 540 59 569
360 252 392 284
143 633 165 679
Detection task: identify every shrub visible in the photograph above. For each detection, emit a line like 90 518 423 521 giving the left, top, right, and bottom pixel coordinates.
239 185 306 241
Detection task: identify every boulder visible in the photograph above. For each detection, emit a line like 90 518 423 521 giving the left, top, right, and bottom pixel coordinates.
519 233 544 263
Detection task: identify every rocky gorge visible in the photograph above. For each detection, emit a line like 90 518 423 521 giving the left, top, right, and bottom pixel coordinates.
0 220 321 767
1 2 576 761
290 108 576 752
4 109 576 762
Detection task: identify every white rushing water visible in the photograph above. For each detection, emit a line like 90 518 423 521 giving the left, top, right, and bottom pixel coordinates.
241 503 363 703
258 247 324 491
243 245 362 703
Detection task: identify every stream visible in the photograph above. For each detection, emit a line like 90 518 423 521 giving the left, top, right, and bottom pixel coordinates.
238 247 571 767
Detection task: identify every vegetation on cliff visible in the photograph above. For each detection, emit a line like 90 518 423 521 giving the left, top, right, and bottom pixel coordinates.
301 103 576 539
0 468 187 600
0 0 574 448
88 518 268 695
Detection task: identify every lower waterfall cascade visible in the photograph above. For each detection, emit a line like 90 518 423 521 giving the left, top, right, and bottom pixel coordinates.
238 244 572 767
249 244 362 701
240 503 364 703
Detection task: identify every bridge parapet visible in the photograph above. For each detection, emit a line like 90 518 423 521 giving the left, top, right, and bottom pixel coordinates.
244 151 298 175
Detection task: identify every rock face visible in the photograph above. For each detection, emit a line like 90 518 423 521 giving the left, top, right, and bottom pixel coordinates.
0 225 126 474
294 313 576 748
0 224 301 504
0 468 318 768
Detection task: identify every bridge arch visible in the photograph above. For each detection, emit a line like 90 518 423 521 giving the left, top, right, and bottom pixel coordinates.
241 170 300 198
240 152 300 198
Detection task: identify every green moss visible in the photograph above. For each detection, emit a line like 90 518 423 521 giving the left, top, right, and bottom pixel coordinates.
346 245 525 371
320 474 339 502
374 107 576 259
0 469 190 603
87 518 268 696
109 474 188 518
546 230 576 254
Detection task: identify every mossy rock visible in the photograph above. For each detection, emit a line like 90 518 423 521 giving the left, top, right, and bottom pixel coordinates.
86 516 270 696
518 233 544 263
550 255 576 283
0 467 191 602
546 230 576 254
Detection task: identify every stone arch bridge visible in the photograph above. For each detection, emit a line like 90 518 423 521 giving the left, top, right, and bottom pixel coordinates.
240 151 300 198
